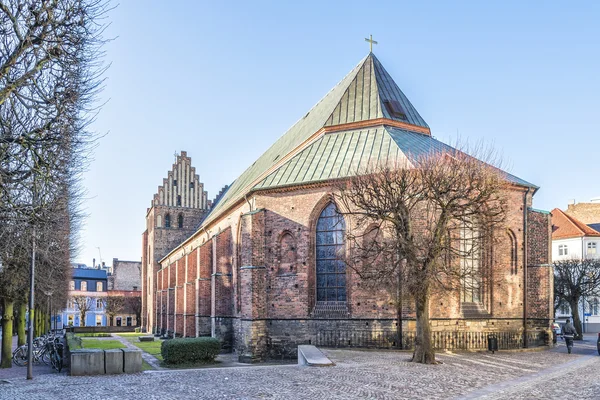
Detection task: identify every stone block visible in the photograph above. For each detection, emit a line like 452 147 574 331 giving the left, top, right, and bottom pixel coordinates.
104 349 124 374
122 348 142 373
70 349 105 376
139 336 154 342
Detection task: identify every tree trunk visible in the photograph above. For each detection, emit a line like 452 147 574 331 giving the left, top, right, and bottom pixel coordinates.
16 303 26 346
412 291 436 364
569 299 582 340
1 300 14 368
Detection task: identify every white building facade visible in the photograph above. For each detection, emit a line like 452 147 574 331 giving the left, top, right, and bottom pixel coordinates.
552 207 600 332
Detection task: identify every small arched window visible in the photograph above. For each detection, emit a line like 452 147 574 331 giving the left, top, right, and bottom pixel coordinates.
165 214 171 228
178 214 184 229
508 230 517 275
316 203 346 302
156 215 162 228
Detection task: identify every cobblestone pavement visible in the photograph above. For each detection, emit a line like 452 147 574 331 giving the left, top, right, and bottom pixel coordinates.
0 337 598 399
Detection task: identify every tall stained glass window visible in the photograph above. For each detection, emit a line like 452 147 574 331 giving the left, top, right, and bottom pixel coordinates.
316 203 346 302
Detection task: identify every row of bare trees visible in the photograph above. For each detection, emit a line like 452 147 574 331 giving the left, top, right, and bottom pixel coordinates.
71 295 141 327
0 0 109 368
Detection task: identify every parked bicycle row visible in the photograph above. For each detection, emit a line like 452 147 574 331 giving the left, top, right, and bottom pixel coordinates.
12 332 64 372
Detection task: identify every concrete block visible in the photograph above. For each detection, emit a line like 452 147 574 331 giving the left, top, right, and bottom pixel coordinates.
70 349 105 376
297 345 334 367
104 349 124 374
122 348 142 373
139 336 154 342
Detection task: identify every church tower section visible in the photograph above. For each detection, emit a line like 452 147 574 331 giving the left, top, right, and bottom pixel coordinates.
141 151 209 333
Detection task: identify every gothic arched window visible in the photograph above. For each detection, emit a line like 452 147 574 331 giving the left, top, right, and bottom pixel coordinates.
178 214 184 228
165 214 171 228
508 230 517 275
460 219 481 303
316 203 346 302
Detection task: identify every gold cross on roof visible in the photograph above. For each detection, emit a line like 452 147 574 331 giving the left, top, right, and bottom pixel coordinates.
365 35 378 52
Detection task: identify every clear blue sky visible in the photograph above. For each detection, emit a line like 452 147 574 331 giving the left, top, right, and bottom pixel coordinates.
77 0 600 265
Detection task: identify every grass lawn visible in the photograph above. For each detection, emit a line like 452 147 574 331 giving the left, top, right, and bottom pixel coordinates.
117 334 163 361
75 333 112 338
81 339 126 350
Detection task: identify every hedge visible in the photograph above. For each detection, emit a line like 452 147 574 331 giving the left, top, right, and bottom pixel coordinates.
160 337 221 364
66 332 82 350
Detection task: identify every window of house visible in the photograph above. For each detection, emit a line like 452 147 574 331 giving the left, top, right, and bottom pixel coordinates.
96 315 102 326
460 220 481 303
68 299 74 309
67 315 74 326
115 316 122 327
81 281 87 291
173 179 177 187
69 280 75 290
190 182 194 189
126 316 132 326
165 214 171 228
558 244 568 256
315 203 346 302
96 299 103 309
178 214 184 228
177 195 182 206
587 242 597 255
592 298 599 315
96 282 102 291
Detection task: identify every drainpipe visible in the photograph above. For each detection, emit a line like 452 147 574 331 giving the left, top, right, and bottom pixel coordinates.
523 187 531 348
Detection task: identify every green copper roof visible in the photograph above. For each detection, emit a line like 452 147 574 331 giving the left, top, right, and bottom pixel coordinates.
255 126 537 190
200 53 536 228
203 53 428 225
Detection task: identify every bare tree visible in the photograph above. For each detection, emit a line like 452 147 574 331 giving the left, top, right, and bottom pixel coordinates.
336 149 508 364
72 295 93 326
104 296 124 327
0 0 109 367
554 259 600 339
125 296 142 326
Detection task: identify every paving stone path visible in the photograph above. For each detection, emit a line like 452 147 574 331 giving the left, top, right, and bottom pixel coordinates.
0 336 598 399
110 335 164 370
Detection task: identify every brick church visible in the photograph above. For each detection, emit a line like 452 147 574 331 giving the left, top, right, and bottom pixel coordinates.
141 52 553 361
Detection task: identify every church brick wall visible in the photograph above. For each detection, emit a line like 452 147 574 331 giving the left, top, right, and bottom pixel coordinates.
527 210 551 266
215 228 234 317
153 183 551 357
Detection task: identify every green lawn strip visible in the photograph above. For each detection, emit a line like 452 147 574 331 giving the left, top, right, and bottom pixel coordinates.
81 339 127 350
141 360 154 371
116 334 164 361
116 332 145 337
75 333 112 337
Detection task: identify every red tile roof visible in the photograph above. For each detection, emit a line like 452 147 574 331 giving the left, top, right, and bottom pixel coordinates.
551 208 600 239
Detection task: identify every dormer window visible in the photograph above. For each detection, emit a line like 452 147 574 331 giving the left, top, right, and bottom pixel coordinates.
383 100 407 120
